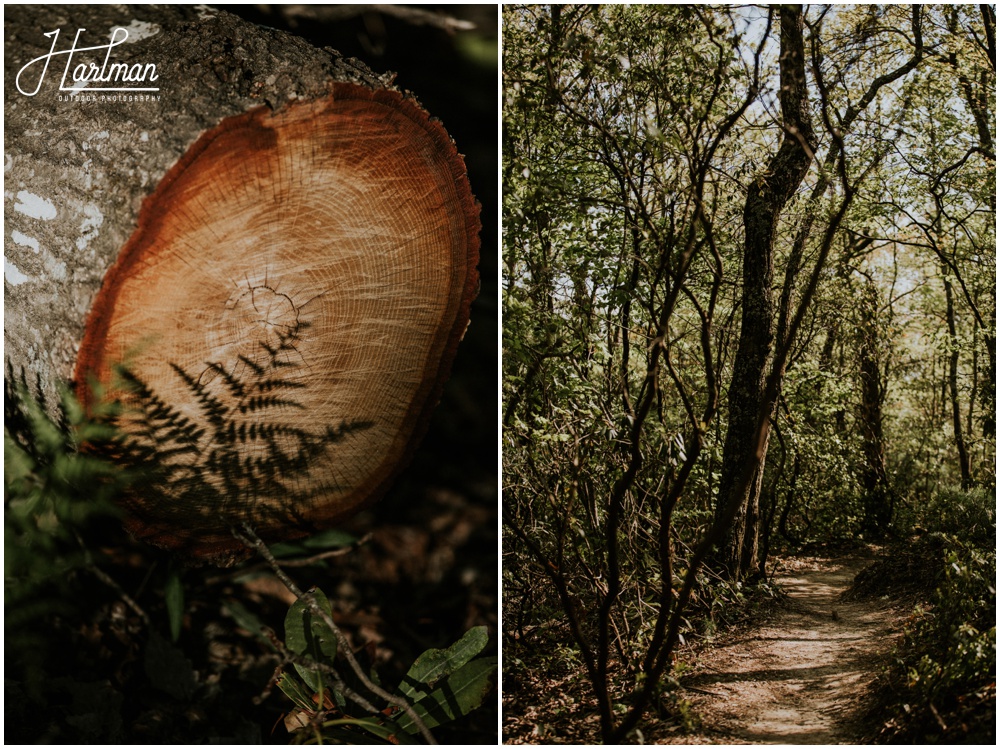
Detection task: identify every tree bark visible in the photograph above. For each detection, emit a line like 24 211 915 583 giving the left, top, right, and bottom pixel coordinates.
714 5 815 580
943 270 973 489
856 276 891 536
4 6 480 564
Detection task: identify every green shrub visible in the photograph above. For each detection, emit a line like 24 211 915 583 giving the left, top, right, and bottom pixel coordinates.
913 486 994 543
876 534 995 743
6 380 497 743
5 382 131 675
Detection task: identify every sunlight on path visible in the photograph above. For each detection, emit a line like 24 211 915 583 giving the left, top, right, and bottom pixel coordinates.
663 555 901 745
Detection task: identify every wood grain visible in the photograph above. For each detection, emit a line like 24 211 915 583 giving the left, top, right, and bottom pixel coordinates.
75 84 480 562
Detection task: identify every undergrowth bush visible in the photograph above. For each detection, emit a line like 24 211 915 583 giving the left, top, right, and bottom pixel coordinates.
907 485 994 541
869 486 996 744
688 573 786 635
6 378 496 743
5 380 132 697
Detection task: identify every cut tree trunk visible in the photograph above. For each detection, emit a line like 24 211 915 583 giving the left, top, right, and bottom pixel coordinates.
4 6 480 564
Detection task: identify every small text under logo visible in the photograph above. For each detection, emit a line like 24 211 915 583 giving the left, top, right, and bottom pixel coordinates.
16 27 160 97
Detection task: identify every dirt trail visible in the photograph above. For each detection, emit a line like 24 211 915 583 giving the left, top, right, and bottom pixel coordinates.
665 554 901 745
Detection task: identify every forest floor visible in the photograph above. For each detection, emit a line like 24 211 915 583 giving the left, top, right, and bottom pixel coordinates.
660 551 904 744
503 550 909 744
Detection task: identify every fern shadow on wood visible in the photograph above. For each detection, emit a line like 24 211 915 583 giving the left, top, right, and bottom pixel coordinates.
107 324 372 561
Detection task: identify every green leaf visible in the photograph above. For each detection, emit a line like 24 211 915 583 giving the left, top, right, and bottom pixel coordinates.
318 726 399 745
321 717 417 744
284 589 338 690
300 528 356 550
276 670 317 712
392 656 498 734
164 570 184 642
19 386 66 456
455 33 498 69
222 599 275 650
59 385 86 429
398 626 489 702
4 435 36 487
270 529 357 558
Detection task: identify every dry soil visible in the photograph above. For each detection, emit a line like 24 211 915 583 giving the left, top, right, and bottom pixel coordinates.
663 553 902 744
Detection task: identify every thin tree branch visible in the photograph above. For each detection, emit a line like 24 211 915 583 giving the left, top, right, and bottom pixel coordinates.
205 533 373 585
234 524 437 745
74 529 151 626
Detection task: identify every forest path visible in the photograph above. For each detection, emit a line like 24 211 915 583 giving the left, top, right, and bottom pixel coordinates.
664 553 901 744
